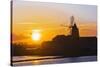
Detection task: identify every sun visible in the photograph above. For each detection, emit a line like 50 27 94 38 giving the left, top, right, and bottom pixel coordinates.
32 30 41 41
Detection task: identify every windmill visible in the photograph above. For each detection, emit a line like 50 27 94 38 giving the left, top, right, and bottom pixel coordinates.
61 16 75 36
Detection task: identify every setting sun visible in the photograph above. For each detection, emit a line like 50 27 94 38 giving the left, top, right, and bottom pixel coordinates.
32 30 41 41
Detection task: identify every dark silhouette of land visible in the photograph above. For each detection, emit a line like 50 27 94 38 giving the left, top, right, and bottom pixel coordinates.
11 16 97 57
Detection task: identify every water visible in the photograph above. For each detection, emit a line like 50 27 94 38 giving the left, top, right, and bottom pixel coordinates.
12 56 97 66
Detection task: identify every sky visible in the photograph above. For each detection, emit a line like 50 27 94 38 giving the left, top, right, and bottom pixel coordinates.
12 0 97 44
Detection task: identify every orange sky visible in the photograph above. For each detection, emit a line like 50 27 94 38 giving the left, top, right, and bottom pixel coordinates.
12 1 97 44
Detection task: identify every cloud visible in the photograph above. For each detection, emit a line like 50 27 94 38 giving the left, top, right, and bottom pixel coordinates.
12 33 28 41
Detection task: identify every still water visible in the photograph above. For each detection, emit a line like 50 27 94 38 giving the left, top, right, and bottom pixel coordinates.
12 56 97 66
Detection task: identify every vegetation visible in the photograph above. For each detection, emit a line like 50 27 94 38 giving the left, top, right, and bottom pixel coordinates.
11 36 97 57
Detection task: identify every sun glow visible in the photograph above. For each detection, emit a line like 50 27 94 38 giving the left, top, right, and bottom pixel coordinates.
32 30 41 41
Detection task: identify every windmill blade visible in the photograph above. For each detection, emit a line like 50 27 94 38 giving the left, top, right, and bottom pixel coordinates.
60 24 68 27
60 24 71 35
66 27 71 35
70 16 74 27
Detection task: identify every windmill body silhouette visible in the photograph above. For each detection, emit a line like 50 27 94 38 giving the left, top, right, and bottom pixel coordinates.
61 16 79 39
